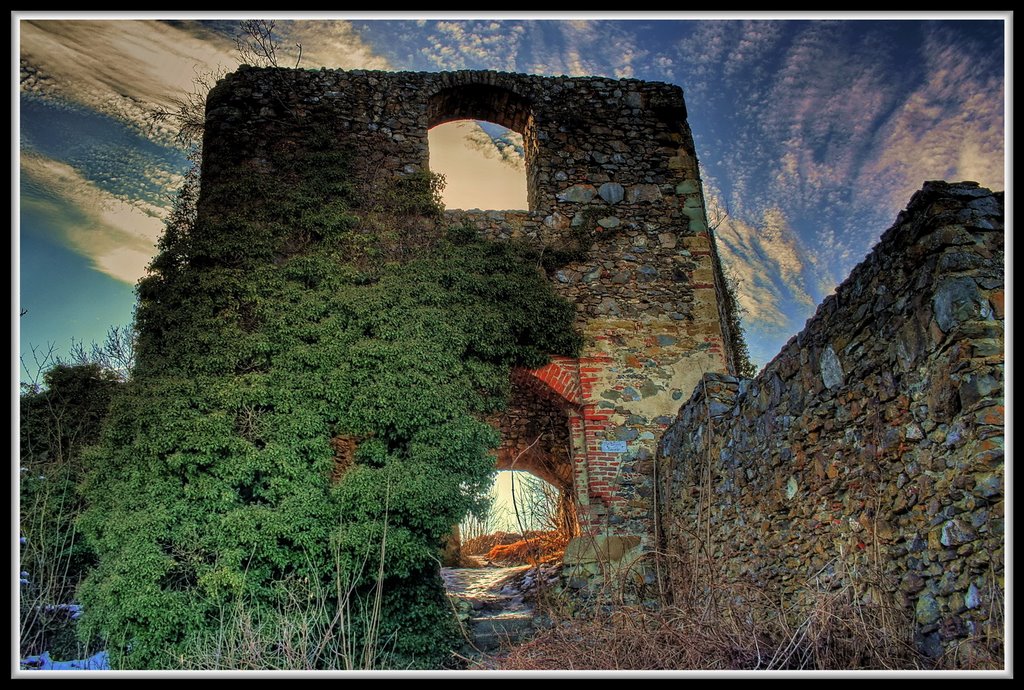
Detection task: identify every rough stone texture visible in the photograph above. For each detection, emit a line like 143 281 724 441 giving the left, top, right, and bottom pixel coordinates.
199 67 742 547
489 367 575 492
657 182 1004 658
563 535 642 565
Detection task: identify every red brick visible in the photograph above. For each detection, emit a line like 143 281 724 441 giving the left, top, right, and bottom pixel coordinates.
990 290 1004 318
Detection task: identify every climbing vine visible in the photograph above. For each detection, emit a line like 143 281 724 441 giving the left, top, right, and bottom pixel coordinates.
77 127 581 669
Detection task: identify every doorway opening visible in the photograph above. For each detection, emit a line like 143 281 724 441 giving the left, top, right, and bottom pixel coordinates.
457 470 575 568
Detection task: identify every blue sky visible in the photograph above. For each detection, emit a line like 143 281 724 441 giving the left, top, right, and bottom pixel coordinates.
16 14 1008 377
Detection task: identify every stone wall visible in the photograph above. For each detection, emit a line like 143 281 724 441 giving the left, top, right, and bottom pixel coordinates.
657 182 1004 658
199 67 740 548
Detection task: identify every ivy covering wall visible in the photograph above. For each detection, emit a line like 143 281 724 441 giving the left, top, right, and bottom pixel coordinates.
77 128 580 668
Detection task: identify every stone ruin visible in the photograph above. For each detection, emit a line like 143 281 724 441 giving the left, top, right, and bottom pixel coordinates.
659 181 1004 660
198 68 1004 659
200 66 742 568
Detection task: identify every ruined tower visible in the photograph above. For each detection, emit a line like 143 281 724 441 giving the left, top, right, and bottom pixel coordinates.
199 67 740 571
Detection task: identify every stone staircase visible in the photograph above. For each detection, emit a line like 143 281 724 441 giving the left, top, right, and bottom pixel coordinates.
442 563 536 655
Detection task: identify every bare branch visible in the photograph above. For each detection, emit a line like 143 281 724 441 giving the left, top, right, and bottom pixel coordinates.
20 343 59 394
706 193 730 232
145 64 226 149
236 20 280 68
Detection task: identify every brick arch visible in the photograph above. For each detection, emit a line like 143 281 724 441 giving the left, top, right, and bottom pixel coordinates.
516 357 582 406
492 358 582 492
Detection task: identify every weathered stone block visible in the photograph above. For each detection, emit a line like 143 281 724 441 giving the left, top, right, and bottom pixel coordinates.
563 535 642 565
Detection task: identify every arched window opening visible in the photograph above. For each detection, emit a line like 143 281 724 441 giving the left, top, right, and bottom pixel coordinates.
426 83 535 212
428 120 528 211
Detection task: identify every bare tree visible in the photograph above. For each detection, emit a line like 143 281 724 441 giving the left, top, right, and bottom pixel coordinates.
67 325 136 382
20 343 59 395
705 191 731 232
146 65 226 149
236 20 302 69
147 21 300 149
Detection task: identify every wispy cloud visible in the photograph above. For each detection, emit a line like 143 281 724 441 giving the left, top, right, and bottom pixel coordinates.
19 19 389 139
525 21 651 80
416 20 526 72
276 20 391 71
702 174 832 369
460 125 525 170
428 121 527 210
18 17 1003 358
674 21 736 99
853 25 1005 213
682 20 1003 288
557 21 602 77
610 36 646 79
724 20 784 79
19 18 393 279
21 151 166 284
714 213 790 333
20 20 238 136
651 55 675 80
733 22 898 221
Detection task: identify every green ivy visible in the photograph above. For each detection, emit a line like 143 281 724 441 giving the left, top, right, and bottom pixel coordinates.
78 133 580 669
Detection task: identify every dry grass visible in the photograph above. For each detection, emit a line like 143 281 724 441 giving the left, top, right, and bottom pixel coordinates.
493 545 1004 671
485 530 569 566
461 530 523 557
18 462 97 662
178 561 395 671
490 376 994 672
495 580 923 670
181 490 394 671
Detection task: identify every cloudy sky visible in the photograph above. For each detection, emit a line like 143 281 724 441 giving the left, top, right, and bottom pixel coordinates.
16 14 1007 377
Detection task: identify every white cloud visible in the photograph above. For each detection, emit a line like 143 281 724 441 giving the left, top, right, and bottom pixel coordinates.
691 21 1003 285
460 126 525 171
21 151 166 284
278 20 391 70
723 20 784 79
607 34 647 79
674 21 733 97
698 168 839 373
417 20 526 72
652 55 675 79
854 27 1004 212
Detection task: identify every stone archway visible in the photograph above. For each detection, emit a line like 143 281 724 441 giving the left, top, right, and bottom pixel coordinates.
427 119 528 211
427 83 533 132
490 359 584 538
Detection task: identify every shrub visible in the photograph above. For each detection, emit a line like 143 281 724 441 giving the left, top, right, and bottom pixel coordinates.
19 363 122 659
77 136 580 669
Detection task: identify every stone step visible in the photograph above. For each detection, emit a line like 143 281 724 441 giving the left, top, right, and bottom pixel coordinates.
443 564 538 655
468 611 535 652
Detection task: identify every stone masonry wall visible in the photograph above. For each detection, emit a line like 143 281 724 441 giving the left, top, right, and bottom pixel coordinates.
200 67 738 551
657 182 1004 659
